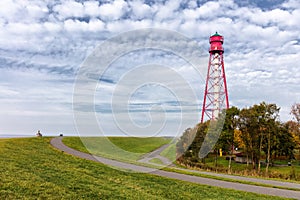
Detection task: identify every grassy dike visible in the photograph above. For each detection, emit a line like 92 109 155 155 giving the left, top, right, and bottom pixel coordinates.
63 137 300 191
0 137 291 199
62 136 171 161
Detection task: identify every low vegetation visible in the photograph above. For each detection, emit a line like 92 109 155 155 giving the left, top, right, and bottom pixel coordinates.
0 137 288 199
160 142 177 161
63 137 171 162
177 102 300 180
149 158 164 165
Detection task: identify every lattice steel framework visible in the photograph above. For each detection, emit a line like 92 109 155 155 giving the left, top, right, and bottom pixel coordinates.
201 32 229 122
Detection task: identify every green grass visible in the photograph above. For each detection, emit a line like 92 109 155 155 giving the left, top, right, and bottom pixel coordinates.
63 137 300 187
163 167 300 191
63 137 171 162
160 142 176 162
108 137 171 153
149 158 164 165
0 137 291 199
63 137 300 184
199 155 300 181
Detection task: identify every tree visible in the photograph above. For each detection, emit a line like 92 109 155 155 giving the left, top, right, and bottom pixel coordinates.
176 122 209 163
286 120 300 150
217 106 240 172
289 103 300 151
267 122 296 161
238 105 261 169
260 103 280 173
177 102 295 175
237 102 280 172
291 103 300 124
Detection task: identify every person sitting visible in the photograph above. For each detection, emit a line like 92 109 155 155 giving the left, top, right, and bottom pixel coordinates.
36 130 42 137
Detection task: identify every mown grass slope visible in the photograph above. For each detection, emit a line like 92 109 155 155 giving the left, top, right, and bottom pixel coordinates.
63 137 171 161
0 137 290 199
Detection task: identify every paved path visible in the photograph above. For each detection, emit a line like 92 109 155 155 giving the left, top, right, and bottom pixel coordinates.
51 137 300 199
137 141 300 191
138 143 174 166
181 168 300 190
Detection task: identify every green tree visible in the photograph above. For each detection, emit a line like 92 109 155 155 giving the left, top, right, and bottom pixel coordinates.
176 122 209 163
272 122 295 160
217 106 240 172
177 102 297 175
238 102 280 171
238 105 260 169
259 103 280 173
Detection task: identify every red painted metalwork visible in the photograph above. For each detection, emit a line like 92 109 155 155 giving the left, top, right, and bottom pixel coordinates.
201 32 229 123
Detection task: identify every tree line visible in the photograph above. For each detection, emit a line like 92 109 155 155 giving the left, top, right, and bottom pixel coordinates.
177 102 300 174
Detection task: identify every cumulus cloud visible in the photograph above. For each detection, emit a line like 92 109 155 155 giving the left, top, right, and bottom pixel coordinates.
53 1 86 19
98 0 129 20
129 1 153 19
0 0 299 135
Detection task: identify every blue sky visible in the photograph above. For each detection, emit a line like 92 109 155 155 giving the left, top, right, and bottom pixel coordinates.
0 0 299 136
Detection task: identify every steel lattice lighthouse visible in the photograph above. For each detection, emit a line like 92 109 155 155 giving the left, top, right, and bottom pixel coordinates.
201 32 229 123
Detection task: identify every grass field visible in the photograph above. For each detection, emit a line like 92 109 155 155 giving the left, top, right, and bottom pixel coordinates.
160 142 176 161
0 137 290 199
62 137 300 190
149 158 164 165
63 137 300 182
63 137 171 162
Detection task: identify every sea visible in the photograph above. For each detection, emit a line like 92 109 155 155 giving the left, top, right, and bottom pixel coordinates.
0 134 35 139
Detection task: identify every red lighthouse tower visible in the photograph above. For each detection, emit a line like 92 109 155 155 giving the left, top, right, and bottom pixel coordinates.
201 32 229 122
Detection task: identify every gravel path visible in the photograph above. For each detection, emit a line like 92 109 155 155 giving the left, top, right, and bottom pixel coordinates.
51 137 300 199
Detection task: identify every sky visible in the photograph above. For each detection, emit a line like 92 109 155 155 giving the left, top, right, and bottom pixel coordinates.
0 0 299 137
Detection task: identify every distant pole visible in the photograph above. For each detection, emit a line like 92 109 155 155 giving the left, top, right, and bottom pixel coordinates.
201 32 229 123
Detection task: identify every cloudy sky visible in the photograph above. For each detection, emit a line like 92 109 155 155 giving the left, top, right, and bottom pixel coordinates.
0 0 299 136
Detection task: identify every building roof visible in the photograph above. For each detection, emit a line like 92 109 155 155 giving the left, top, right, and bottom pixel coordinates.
212 31 221 36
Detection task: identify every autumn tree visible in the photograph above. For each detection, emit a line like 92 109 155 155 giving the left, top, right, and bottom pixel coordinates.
286 120 300 150
291 103 300 124
177 102 296 174
237 102 280 171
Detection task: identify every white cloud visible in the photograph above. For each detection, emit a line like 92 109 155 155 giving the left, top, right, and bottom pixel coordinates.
99 0 129 20
0 0 49 23
53 1 85 19
244 8 294 28
187 1 197 9
155 0 181 21
106 19 152 32
83 1 101 17
0 0 23 22
25 3 49 20
43 22 62 33
282 0 300 9
197 1 221 18
0 0 300 135
129 1 153 19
